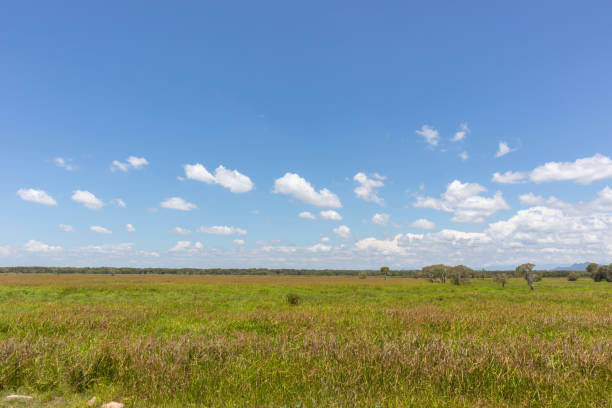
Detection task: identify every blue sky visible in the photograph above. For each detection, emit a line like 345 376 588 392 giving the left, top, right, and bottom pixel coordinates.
2 1 612 269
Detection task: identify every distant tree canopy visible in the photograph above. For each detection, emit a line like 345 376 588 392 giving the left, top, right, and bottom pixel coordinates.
589 263 612 282
380 266 390 280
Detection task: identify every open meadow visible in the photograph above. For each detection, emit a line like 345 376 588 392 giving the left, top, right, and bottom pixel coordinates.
0 274 610 407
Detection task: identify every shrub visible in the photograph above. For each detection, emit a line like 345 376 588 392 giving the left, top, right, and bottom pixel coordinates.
568 272 579 281
286 293 301 305
358 271 367 279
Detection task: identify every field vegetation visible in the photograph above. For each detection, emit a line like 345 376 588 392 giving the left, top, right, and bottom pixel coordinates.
0 274 610 407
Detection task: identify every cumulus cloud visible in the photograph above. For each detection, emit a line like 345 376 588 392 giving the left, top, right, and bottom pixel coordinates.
354 173 385 205
320 237 330 243
170 227 191 235
24 240 62 253
495 141 517 158
197 226 247 235
459 151 469 161
320 210 342 221
416 125 439 147
90 225 112 234
194 241 204 250
111 156 149 172
54 157 73 171
371 213 389 226
410 218 436 230
273 173 341 208
17 188 57 206
451 123 469 142
492 171 527 184
308 243 331 253
72 190 104 210
299 211 316 220
59 224 74 232
184 163 254 193
333 225 351 239
233 239 245 245
414 180 509 223
530 154 612 184
125 224 136 232
169 241 192 252
160 197 197 211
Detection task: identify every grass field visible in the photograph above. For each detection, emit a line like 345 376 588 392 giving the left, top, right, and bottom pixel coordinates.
0 274 610 407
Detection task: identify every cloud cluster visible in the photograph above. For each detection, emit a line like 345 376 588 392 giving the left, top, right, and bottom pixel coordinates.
353 173 385 205
197 226 247 235
414 180 509 223
451 123 469 142
416 125 439 147
371 213 389 226
184 163 254 193
54 157 73 171
273 173 341 208
493 154 612 185
111 156 149 172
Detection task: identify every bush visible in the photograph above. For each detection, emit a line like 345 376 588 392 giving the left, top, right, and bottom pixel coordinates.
568 272 579 281
358 271 367 279
286 293 301 305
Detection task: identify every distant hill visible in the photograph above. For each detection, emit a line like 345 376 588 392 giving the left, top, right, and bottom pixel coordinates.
554 262 589 271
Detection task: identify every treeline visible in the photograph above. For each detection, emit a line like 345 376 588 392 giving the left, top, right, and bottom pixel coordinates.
0 266 590 278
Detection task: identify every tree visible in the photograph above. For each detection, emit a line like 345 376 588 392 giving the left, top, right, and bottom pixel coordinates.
380 266 390 280
567 272 579 281
586 263 599 279
593 265 609 282
516 263 536 290
450 265 472 285
494 273 508 287
422 264 449 283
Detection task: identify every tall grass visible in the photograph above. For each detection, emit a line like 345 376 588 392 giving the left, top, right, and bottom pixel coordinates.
0 274 610 407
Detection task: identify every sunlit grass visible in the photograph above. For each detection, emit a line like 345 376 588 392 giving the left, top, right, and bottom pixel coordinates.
0 274 610 407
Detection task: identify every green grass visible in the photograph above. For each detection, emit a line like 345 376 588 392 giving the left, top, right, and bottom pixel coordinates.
0 274 610 407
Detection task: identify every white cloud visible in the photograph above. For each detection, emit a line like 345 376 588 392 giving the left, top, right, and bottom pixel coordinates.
416 125 439 147
170 227 191 235
459 151 468 161
355 234 411 255
495 141 517 158
59 224 74 232
519 193 545 206
371 213 390 226
90 225 112 234
320 210 342 221
72 190 104 210
126 156 149 169
184 163 254 193
320 237 330 243
233 239 245 245
111 156 149 172
169 241 191 252
333 225 351 239
451 123 469 142
17 188 57 206
410 218 436 230
414 180 509 223
194 241 204 250
492 171 527 184
125 224 136 232
197 226 247 235
354 173 384 205
111 198 126 208
273 173 341 208
160 197 197 211
299 211 316 220
24 240 62 253
54 157 73 171
530 154 612 184
308 243 331 253
0 246 10 257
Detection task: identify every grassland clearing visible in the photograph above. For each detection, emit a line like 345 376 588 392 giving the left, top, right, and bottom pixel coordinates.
0 274 610 407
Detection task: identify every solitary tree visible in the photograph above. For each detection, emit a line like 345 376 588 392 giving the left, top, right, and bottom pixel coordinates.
380 266 390 280
516 263 536 290
422 264 449 283
494 273 508 287
450 265 472 285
